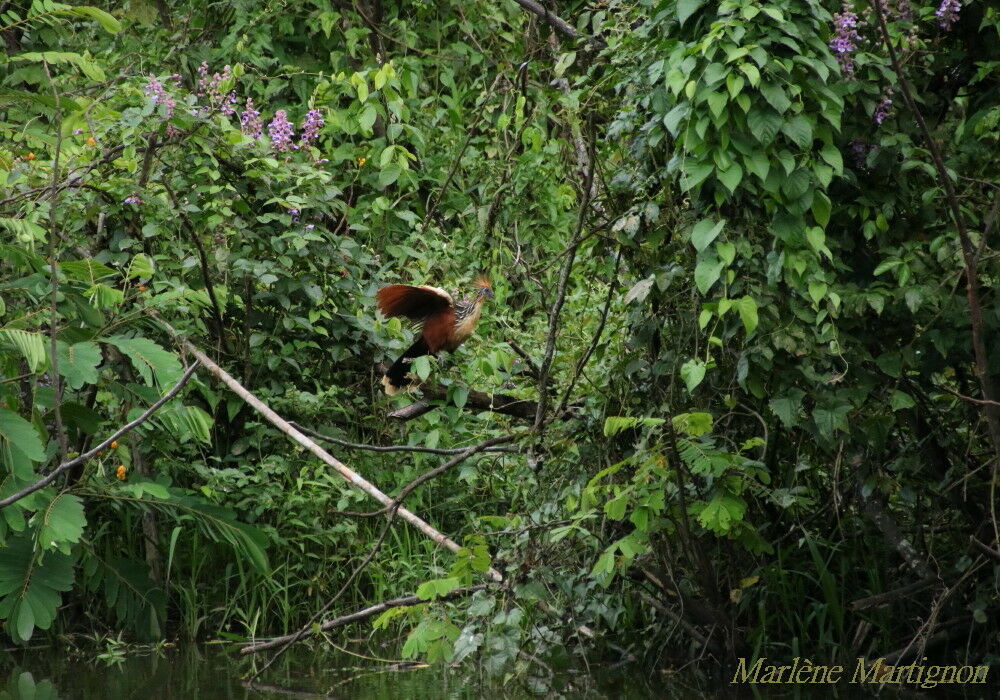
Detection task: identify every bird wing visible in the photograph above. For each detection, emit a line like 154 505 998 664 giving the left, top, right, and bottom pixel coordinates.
376 284 453 321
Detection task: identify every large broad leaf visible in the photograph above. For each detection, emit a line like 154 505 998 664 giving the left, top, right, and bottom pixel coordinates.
101 490 269 575
0 536 74 643
56 340 102 390
105 336 182 387
693 493 747 535
32 493 86 555
82 556 164 640
0 408 45 463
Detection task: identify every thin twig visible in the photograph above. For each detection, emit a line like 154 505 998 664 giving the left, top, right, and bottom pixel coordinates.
246 513 397 678
938 385 1000 408
291 422 515 455
534 134 596 428
555 246 621 416
0 362 200 509
336 434 520 518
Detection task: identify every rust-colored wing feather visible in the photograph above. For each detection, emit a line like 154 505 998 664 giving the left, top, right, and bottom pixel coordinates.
376 285 452 322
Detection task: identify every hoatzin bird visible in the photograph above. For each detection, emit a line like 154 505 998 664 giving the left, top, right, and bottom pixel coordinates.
376 277 494 395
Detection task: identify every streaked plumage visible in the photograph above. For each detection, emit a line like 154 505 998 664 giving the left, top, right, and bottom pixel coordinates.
376 277 493 394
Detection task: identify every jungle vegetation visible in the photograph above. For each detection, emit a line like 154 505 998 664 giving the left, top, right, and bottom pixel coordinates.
1 0 999 684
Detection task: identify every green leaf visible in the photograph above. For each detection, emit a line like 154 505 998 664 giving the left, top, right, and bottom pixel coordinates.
415 576 461 601
694 256 724 294
746 106 782 145
811 193 831 227
0 329 47 372
707 92 727 119
604 492 628 520
0 408 45 463
739 63 760 87
690 218 726 252
717 161 743 193
127 254 154 280
603 417 665 436
889 390 916 411
412 355 431 381
105 337 181 387
769 389 805 427
0 536 74 643
60 259 116 283
69 6 122 33
452 386 469 409
358 104 377 132
34 494 86 553
813 403 852 438
820 142 843 173
873 259 902 276
672 412 713 436
716 241 736 265
680 358 707 393
760 83 790 113
806 227 831 259
676 0 706 25
695 493 746 534
736 296 758 335
808 282 827 305
56 341 101 390
781 115 813 148
744 151 770 181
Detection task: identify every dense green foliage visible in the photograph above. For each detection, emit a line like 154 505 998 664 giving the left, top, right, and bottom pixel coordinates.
1 0 999 679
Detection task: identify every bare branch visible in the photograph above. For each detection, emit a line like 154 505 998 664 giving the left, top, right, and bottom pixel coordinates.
290 422 515 455
338 434 521 518
510 0 581 40
240 584 495 655
0 362 200 510
156 316 502 581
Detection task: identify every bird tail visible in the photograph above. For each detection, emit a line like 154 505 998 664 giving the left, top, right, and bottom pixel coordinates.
382 337 429 395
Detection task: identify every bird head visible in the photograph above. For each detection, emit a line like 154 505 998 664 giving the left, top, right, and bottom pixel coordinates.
473 275 494 301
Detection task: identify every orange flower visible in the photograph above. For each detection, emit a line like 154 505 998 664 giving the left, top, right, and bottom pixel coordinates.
357 156 366 166
115 465 127 480
86 137 96 147
137 284 147 292
25 152 36 161
111 440 119 449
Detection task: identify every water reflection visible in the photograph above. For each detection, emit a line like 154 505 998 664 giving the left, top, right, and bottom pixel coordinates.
0 644 658 699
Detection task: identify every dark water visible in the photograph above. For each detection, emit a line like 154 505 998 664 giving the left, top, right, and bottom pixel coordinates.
0 644 668 699
3 646 996 698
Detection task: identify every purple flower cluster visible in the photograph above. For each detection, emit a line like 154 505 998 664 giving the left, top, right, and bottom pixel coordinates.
144 75 177 118
873 92 893 125
830 4 863 77
197 62 233 107
935 0 960 29
300 109 324 145
268 110 296 151
240 98 263 138
124 194 143 204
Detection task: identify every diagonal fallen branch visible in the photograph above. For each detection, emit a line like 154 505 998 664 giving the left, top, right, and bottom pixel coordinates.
0 362 200 510
240 584 496 654
156 318 502 581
